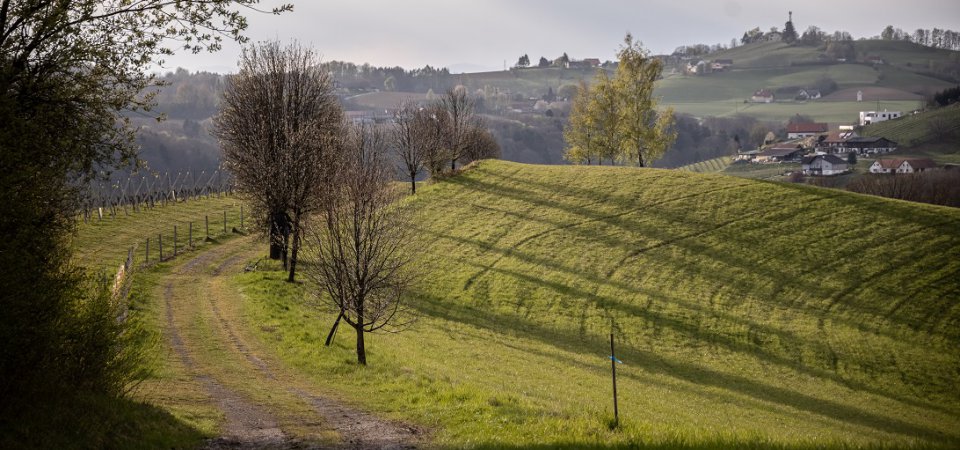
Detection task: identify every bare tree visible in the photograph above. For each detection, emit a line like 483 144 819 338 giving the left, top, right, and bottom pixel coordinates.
214 40 343 281
438 87 479 171
392 102 432 194
423 103 452 178
307 124 416 365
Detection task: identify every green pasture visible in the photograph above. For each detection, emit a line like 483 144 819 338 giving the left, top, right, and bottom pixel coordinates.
863 103 960 147
73 195 246 272
663 99 921 123
236 160 960 448
677 156 732 173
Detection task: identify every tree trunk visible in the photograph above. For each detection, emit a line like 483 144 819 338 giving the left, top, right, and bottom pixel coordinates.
410 175 416 195
287 210 301 282
269 212 284 260
282 224 289 271
355 322 366 365
325 310 343 346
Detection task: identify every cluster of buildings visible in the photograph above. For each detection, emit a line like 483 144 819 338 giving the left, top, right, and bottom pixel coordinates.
747 88 828 103
736 119 941 177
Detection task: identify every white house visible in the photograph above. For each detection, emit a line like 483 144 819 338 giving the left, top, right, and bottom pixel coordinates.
859 110 902 126
751 89 774 103
802 154 849 176
869 158 938 174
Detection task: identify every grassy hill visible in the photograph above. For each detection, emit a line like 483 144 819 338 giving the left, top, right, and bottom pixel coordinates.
677 156 732 173
862 103 960 147
448 41 953 123
238 160 960 448
73 195 245 271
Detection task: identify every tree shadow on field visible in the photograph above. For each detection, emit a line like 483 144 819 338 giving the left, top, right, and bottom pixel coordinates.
446 440 948 450
410 289 960 445
0 394 206 450
443 168 960 340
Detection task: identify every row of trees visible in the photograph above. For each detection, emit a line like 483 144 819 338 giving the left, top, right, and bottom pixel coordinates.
563 35 676 167
320 60 451 92
215 42 498 364
393 91 499 194
515 53 571 69
905 28 960 50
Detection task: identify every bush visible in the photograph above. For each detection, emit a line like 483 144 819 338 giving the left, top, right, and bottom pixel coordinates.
0 258 149 416
847 171 960 207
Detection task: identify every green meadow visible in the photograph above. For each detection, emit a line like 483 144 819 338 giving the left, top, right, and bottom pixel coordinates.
862 103 960 147
231 160 960 448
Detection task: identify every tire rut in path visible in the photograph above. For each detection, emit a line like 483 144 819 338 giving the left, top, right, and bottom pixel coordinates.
164 248 293 448
165 238 421 449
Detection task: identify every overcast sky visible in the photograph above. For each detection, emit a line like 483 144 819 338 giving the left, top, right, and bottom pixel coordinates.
160 0 960 74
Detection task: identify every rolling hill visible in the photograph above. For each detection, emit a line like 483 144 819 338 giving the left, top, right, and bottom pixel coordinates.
862 102 960 147
233 160 960 448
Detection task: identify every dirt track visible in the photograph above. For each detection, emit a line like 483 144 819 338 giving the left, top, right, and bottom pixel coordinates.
161 237 421 449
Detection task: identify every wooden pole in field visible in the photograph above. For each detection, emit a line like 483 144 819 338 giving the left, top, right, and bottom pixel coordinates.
158 233 163 260
205 215 209 239
223 210 227 234
610 317 619 428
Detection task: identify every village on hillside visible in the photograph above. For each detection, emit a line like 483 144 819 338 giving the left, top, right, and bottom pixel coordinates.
734 110 943 177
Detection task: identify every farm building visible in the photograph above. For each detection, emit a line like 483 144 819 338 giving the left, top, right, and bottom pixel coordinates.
755 144 805 163
842 136 898 155
869 158 938 174
801 154 849 176
795 89 821 101
751 89 774 103
787 122 828 139
816 130 858 153
711 59 734 71
859 110 902 126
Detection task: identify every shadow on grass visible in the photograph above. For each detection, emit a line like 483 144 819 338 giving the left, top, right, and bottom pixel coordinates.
411 290 959 445
437 167 960 342
452 440 948 450
0 393 206 450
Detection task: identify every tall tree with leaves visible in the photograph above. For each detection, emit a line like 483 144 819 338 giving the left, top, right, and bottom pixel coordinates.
563 80 600 164
612 34 676 167
0 0 289 412
562 34 675 167
517 54 530 68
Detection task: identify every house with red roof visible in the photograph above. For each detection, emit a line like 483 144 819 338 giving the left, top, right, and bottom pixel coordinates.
751 89 774 103
869 158 938 174
786 122 828 139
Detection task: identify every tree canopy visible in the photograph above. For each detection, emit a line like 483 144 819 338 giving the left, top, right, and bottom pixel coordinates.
563 34 676 167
